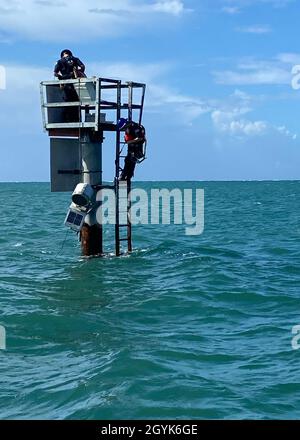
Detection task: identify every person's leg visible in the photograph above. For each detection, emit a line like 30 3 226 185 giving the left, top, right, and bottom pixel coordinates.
63 85 80 122
126 159 136 180
63 84 79 101
121 153 136 180
134 143 144 159
120 156 130 180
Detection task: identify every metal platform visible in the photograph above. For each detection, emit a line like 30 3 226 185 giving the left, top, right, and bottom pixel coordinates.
40 77 146 135
40 76 146 256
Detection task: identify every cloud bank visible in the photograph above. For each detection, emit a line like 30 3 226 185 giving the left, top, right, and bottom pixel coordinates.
0 0 188 42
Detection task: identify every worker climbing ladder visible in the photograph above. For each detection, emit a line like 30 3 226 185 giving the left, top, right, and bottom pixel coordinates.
40 76 146 257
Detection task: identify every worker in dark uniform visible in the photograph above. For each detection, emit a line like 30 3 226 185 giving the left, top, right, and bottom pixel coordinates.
54 49 85 81
117 118 147 181
54 49 86 121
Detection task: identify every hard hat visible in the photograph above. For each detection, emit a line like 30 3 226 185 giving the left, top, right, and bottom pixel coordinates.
61 49 73 58
117 118 129 130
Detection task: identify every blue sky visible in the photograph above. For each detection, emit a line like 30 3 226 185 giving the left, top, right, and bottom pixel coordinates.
0 0 300 181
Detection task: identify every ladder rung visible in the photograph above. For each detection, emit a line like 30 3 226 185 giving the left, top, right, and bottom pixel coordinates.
119 238 129 242
118 224 129 227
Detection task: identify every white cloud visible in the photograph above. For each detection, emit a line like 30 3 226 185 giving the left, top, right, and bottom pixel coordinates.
236 25 272 34
214 68 290 85
221 0 294 10
210 89 297 139
88 61 209 123
276 53 300 65
0 0 188 42
222 6 241 13
263 0 294 6
148 84 211 123
213 57 292 85
88 61 170 84
211 107 268 137
208 88 263 137
6 64 52 90
0 64 52 136
152 0 185 15
214 51 300 97
276 125 297 139
232 89 252 101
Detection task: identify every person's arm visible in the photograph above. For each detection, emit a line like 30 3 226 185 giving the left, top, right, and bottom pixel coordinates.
54 60 62 78
126 137 145 144
75 58 85 73
125 125 146 144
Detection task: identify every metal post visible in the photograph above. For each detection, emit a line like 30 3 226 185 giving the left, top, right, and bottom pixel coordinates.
139 85 146 125
128 82 133 122
127 179 132 252
115 81 122 256
80 132 103 256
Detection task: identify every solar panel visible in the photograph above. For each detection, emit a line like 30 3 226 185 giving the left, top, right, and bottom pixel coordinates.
64 208 86 231
74 214 84 227
66 211 76 223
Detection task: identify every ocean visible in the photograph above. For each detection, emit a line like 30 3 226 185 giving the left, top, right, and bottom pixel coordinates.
1 181 300 420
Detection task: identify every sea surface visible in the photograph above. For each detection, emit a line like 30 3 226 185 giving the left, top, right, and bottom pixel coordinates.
1 181 300 420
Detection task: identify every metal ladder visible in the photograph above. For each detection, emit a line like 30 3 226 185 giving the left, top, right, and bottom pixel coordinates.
114 106 132 256
113 81 145 256
115 178 132 257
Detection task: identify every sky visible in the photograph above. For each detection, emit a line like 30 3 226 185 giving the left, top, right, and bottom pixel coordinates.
0 0 300 181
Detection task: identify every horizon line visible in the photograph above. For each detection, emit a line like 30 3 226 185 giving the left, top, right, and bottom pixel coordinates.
1 179 300 184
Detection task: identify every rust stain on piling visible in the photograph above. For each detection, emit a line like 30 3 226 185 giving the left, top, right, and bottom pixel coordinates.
81 224 103 257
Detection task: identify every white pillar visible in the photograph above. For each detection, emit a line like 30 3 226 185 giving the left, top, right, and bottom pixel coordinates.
81 134 102 227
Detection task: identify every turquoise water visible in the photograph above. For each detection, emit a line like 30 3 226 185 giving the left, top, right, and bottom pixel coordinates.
1 181 300 420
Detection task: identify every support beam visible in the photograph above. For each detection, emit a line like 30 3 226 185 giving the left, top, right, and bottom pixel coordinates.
81 223 102 256
80 132 103 257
